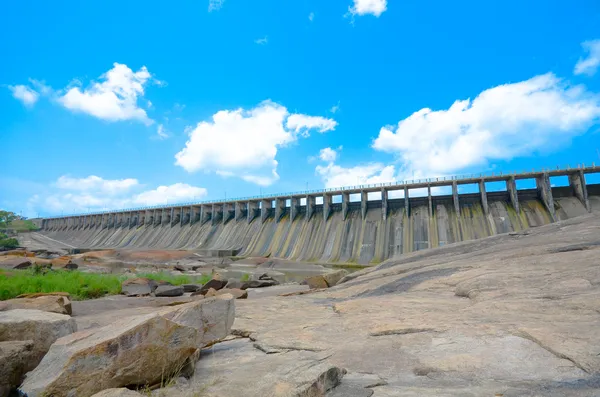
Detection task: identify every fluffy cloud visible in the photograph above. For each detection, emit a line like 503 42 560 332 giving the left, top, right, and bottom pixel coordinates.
316 162 395 188
254 36 268 45
208 0 224 12
30 175 207 214
56 175 139 195
319 147 339 162
372 72 600 178
155 124 169 140
574 39 600 76
175 100 337 186
58 63 154 125
9 85 39 107
348 0 387 17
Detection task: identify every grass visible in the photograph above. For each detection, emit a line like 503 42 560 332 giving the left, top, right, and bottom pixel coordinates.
0 269 212 301
9 219 39 232
240 273 251 282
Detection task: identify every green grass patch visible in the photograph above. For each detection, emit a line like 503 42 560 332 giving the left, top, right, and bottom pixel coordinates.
240 273 251 282
136 271 211 286
9 219 38 232
0 270 212 301
0 269 125 300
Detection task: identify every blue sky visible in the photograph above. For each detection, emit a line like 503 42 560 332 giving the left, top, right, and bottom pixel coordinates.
1 0 600 217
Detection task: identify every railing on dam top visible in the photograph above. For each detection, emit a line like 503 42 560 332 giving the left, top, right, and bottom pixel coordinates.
41 163 599 219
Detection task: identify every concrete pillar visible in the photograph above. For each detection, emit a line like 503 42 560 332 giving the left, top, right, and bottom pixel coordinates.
361 191 368 219
212 204 223 225
506 176 520 214
290 197 300 222
536 172 556 222
404 187 410 217
223 203 234 224
180 207 185 226
154 209 160 226
306 195 316 221
381 188 388 221
342 192 350 220
569 170 590 212
201 205 211 224
170 208 175 226
190 206 199 225
323 194 332 221
479 179 489 215
427 185 433 218
261 199 272 223
127 212 132 228
452 181 460 215
247 201 259 223
234 202 246 221
275 198 286 222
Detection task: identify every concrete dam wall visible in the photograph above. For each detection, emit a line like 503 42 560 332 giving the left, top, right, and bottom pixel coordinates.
40 167 600 264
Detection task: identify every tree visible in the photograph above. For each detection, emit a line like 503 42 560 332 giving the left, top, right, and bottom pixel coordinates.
0 210 16 228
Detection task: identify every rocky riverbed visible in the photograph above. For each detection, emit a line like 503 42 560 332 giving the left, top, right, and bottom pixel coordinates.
2 213 600 396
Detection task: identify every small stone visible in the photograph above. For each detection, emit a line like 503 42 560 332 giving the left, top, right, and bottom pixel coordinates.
90 388 145 397
322 269 348 288
155 285 184 297
121 278 158 297
241 280 278 289
218 288 248 299
204 288 219 297
225 279 243 289
303 275 329 289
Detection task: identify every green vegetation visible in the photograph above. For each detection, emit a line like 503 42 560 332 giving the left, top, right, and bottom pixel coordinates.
136 271 211 286
0 269 212 301
0 210 38 232
0 210 16 228
0 269 125 300
0 237 19 249
240 273 251 282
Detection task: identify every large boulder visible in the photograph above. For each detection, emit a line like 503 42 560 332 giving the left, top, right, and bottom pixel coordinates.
302 275 329 289
121 278 157 297
182 284 201 293
322 269 349 288
155 285 184 297
0 340 35 397
0 309 77 372
91 389 145 397
50 256 78 270
197 279 228 295
1 295 72 315
19 314 200 397
159 294 235 347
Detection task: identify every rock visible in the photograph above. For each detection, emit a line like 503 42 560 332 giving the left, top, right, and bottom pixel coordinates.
155 285 184 297
19 314 200 397
204 288 218 297
50 256 78 270
182 284 201 293
241 279 278 289
159 295 235 348
322 269 348 287
198 279 228 295
225 279 243 289
0 309 77 372
121 278 158 296
1 257 32 269
16 292 70 299
207 288 248 299
0 340 35 397
0 295 72 315
90 388 146 397
302 275 329 289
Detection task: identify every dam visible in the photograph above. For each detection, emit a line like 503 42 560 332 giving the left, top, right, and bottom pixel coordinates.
39 166 600 264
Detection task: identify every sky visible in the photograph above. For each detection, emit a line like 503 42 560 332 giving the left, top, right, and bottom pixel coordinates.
1 0 600 217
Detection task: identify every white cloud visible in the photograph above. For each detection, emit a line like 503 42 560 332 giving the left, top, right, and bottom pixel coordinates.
9 85 39 107
316 162 395 188
30 175 207 214
330 102 340 113
56 175 139 195
174 100 337 186
372 72 600 179
58 63 154 125
133 183 207 206
574 39 600 76
319 147 339 162
255 36 268 45
286 114 338 135
208 0 224 12
155 124 169 140
348 0 387 17
309 12 315 22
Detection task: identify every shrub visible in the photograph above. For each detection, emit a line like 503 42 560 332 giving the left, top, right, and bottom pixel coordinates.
0 238 19 249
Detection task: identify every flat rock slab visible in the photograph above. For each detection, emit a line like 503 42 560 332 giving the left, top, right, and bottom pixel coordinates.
91 388 146 396
0 340 35 397
1 295 72 315
151 338 345 397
